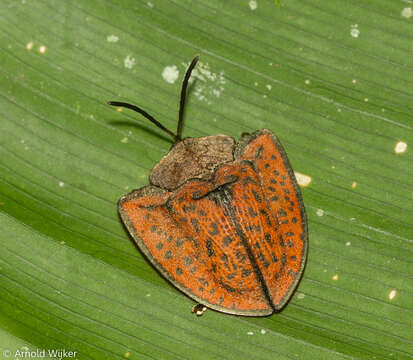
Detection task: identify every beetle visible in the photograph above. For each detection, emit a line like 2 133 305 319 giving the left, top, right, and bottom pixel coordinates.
108 55 308 316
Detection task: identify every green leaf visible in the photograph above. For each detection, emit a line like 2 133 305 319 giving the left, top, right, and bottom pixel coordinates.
1 0 412 359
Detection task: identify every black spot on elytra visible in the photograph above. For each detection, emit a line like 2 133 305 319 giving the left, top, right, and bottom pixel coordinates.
290 255 297 261
282 253 287 266
260 209 272 226
270 178 277 184
211 263 217 273
282 175 287 181
164 250 172 259
271 155 277 160
268 186 276 192
225 174 239 183
183 203 196 213
288 269 296 277
284 189 290 194
157 229 162 235
156 242 163 250
242 269 252 278
292 217 298 224
176 268 182 275
279 234 286 247
227 273 236 280
254 242 260 249
271 253 278 263
206 238 215 257
236 250 247 263
167 236 173 242
288 240 294 248
252 189 262 203
265 233 273 245
273 170 279 176
264 163 270 169
210 288 216 294
199 287 204 292
184 256 193 266
190 218 200 233
274 273 279 280
223 236 233 246
230 259 238 271
285 196 290 201
242 176 257 185
280 181 286 186
282 219 289 224
279 209 287 217
248 207 258 218
270 196 279 202
221 254 230 269
208 222 219 236
165 199 175 214
150 225 157 233
176 238 183 247
255 146 264 159
219 279 236 293
286 232 294 237
191 191 202 200
246 224 261 232
190 266 197 273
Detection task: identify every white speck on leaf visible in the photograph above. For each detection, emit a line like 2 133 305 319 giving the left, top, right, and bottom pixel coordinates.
316 209 324 217
58 181 65 187
350 25 360 38
249 0 257 10
332 274 339 281
394 141 407 154
266 84 272 90
147 1 154 8
401 7 412 18
124 56 136 69
294 172 312 187
297 292 305 299
107 34 119 43
388 289 397 300
39 45 46 54
346 241 351 246
305 79 311 85
162 65 179 84
182 61 225 104
260 329 266 334
247 331 254 335
121 137 128 143
26 41 34 50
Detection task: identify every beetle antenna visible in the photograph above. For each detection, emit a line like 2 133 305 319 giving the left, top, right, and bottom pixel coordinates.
177 55 200 141
108 55 199 143
107 101 180 143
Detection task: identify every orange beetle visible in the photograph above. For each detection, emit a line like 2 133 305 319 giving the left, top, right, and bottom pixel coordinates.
109 56 308 316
